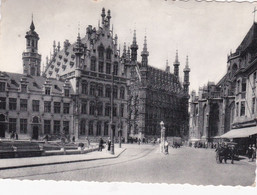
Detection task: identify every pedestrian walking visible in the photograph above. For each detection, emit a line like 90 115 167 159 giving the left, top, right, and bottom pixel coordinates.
15 132 18 140
85 137 90 148
98 137 104 151
10 131 15 139
247 145 253 162
164 140 169 155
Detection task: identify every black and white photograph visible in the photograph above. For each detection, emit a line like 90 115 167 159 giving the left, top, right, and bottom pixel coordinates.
0 0 256 193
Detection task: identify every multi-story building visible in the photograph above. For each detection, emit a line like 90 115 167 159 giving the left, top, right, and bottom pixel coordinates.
126 33 190 140
189 22 257 145
0 8 191 141
0 20 74 140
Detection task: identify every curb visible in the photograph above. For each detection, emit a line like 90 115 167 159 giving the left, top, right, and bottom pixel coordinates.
0 148 127 170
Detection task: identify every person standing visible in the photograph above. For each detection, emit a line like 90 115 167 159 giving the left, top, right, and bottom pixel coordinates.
164 140 169 155
252 144 256 161
98 137 104 151
247 145 253 162
86 137 90 148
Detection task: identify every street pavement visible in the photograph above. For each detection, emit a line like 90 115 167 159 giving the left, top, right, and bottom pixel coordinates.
0 144 256 186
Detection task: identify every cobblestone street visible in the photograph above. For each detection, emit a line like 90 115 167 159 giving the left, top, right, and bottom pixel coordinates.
1 145 255 186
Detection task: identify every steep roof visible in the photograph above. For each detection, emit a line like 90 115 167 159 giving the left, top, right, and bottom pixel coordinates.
0 72 73 95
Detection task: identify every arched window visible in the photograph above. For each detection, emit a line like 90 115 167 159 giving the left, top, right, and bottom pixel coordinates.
90 82 96 96
80 119 86 135
97 102 103 116
113 86 118 99
105 85 111 98
106 49 112 60
98 46 104 60
89 101 95 115
120 104 124 117
113 62 118 75
89 121 94 136
82 82 88 94
97 84 103 97
90 57 96 71
105 103 111 116
113 104 117 117
120 87 125 99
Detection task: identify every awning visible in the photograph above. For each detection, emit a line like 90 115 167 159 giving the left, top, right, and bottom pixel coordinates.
220 126 257 138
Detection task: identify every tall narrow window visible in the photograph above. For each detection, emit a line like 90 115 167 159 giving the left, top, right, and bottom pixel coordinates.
120 87 125 99
106 49 112 60
32 100 40 112
89 101 95 115
113 62 118 76
80 119 86 135
44 101 51 113
90 57 96 71
20 99 27 111
64 89 70 97
113 86 118 99
63 121 69 135
81 100 87 114
9 118 16 132
44 120 51 134
105 85 111 98
98 47 104 60
252 98 256 114
96 121 102 136
90 83 96 96
89 121 94 136
9 98 17 110
0 82 5 92
0 97 6 109
63 103 70 114
120 104 124 117
97 84 103 97
54 120 60 134
98 61 104 73
106 63 111 74
82 82 88 94
97 102 103 116
104 122 109 136
240 101 245 116
54 102 61 113
105 103 111 116
20 119 27 134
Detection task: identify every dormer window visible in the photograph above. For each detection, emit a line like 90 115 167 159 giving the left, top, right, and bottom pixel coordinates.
21 84 27 93
64 89 69 97
0 82 6 92
45 87 51 95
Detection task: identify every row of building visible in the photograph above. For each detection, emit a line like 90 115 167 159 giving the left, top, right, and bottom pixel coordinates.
0 8 190 142
189 22 257 151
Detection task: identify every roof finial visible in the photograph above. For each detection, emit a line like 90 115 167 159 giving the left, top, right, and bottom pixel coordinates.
133 30 137 44
186 55 189 68
175 50 179 63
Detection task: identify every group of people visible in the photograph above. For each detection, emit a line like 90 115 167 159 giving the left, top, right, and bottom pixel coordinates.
247 144 256 162
98 137 112 152
10 131 18 140
215 142 236 164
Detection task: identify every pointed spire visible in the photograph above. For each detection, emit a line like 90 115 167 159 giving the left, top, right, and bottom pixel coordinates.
143 36 148 52
133 30 137 44
127 46 131 61
122 42 127 58
57 41 61 52
184 55 190 72
101 8 106 25
30 14 35 31
53 40 56 53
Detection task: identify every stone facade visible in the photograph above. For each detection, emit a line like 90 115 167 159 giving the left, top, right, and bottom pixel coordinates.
189 23 257 141
0 8 191 141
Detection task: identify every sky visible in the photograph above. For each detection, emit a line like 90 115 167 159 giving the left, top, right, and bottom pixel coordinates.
0 0 257 93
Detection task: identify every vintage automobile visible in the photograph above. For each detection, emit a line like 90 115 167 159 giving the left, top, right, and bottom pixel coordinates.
215 142 239 164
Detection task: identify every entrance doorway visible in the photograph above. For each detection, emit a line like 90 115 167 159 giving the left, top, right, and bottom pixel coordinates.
0 114 5 138
32 126 39 140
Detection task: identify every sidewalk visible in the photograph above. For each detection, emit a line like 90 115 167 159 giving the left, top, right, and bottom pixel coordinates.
0 146 126 170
